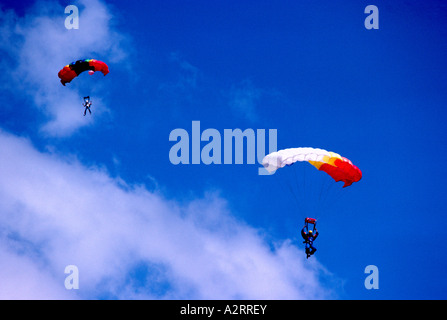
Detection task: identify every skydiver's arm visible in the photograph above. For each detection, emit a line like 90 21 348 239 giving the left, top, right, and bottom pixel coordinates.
301 227 307 240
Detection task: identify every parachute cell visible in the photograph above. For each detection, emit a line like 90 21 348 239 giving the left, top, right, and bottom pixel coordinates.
58 59 109 86
262 147 362 188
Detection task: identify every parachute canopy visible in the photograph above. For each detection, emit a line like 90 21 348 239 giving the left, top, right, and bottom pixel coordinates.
58 59 109 86
262 147 362 188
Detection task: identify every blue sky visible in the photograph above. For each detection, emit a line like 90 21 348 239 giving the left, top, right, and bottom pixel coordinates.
0 0 446 299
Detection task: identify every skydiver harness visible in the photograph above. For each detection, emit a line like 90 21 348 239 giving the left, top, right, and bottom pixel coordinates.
302 217 318 259
83 96 92 116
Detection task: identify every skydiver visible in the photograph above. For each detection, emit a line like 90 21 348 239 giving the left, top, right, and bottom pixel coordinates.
83 96 92 116
301 226 319 259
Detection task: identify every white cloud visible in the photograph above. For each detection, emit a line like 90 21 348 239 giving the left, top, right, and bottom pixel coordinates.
0 129 338 299
0 242 77 300
0 0 128 136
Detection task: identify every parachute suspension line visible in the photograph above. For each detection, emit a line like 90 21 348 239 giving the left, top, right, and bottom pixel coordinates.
289 165 306 216
320 178 337 213
305 162 322 218
317 173 330 210
329 183 350 209
314 173 328 217
273 168 303 216
287 182 303 213
261 147 362 224
293 163 305 214
310 164 321 217
302 163 312 217
316 172 327 217
319 180 349 216
278 164 301 216
301 162 308 216
320 176 334 204
283 173 298 206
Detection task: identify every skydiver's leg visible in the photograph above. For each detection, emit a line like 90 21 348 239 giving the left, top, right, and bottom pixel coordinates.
305 245 311 258
304 242 310 255
309 244 317 255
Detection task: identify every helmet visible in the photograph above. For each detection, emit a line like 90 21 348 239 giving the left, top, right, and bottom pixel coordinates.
308 229 313 235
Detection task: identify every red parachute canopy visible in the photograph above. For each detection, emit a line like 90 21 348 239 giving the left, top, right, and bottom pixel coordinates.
58 59 109 86
262 147 362 188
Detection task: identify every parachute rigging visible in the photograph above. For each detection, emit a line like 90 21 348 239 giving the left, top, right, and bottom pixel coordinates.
262 147 362 258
